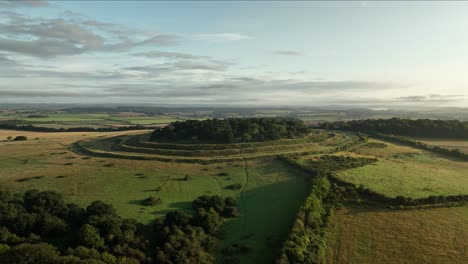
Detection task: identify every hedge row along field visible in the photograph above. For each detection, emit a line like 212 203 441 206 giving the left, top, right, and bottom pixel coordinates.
276 150 468 264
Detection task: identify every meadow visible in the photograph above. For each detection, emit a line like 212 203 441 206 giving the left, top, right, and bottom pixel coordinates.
0 110 190 128
327 206 468 264
335 139 468 198
409 137 468 154
0 129 314 262
1 125 468 263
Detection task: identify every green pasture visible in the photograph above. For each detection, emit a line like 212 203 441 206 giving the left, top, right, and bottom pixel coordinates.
336 139 468 198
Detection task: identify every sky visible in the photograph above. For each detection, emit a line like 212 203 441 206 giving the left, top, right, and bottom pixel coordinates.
1 0 468 107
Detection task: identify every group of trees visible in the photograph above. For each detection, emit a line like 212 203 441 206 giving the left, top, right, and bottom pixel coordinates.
0 189 149 263
277 156 335 264
0 189 238 263
320 118 468 139
151 118 309 143
153 195 237 264
0 122 149 133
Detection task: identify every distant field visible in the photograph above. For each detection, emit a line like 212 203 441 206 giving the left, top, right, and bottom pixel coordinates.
327 206 468 264
409 137 468 154
0 129 310 262
0 111 196 127
335 139 468 198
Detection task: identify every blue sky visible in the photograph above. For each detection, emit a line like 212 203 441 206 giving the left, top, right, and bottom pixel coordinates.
1 0 468 107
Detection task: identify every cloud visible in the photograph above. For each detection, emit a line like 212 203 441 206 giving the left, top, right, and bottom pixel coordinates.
0 0 49 8
274 50 304 56
397 96 426 101
0 11 180 58
193 33 250 42
124 60 232 74
134 50 208 60
396 94 461 103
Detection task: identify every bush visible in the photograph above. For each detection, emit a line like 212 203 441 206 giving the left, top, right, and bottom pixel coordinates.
226 183 242 190
142 196 161 206
13 136 27 141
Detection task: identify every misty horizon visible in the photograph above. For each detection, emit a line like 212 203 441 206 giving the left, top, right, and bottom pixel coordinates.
1 1 468 107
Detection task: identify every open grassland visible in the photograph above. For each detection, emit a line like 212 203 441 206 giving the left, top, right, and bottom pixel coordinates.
217 160 310 264
0 129 312 262
335 139 468 198
327 206 468 264
408 137 468 154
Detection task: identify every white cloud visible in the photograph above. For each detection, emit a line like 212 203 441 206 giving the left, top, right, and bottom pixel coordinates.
193 33 250 42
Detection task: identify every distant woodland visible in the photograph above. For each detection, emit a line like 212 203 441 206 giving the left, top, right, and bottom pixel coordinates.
320 118 468 139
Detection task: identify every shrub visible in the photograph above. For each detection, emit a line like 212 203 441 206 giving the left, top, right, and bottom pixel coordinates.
226 183 242 190
142 196 161 206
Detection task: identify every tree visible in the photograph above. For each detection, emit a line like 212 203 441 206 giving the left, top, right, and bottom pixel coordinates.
0 243 60 264
78 224 105 249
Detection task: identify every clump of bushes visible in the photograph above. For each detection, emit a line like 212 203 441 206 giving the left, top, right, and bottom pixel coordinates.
13 136 27 141
226 183 242 190
143 196 162 206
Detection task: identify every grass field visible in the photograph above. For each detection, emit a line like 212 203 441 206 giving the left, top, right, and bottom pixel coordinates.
0 129 311 262
327 205 468 264
335 139 468 198
408 137 468 154
0 111 195 127
217 160 310 264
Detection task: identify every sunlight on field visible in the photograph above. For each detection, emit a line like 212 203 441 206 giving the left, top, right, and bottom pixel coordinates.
336 139 468 198
409 137 468 154
327 206 468 264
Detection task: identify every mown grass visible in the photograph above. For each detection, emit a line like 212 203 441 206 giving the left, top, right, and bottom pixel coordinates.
335 139 468 198
326 206 468 264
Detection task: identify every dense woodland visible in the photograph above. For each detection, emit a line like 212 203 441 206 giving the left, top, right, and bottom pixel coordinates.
0 189 237 264
320 118 468 139
151 118 308 143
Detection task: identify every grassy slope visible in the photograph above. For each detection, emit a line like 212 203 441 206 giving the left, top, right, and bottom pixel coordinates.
217 159 310 264
327 206 468 264
335 139 468 198
408 137 468 154
0 130 310 264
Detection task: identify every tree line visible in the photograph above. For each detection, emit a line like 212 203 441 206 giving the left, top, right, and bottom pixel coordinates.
0 122 150 133
0 189 237 263
151 118 309 143
276 153 468 264
320 118 468 139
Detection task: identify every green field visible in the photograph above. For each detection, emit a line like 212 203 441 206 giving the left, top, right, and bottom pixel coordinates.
327 205 468 264
0 111 194 127
2 127 468 263
0 129 313 262
335 139 468 198
409 137 468 154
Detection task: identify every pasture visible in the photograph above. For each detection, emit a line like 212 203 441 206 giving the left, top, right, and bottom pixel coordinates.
327 206 468 264
335 139 468 198
0 129 316 262
409 137 468 154
0 110 194 128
